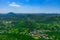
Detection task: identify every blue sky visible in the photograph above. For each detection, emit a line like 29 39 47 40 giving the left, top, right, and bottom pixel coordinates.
0 0 60 13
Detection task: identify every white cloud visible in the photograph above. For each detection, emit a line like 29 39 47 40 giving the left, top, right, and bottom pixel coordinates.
9 2 21 7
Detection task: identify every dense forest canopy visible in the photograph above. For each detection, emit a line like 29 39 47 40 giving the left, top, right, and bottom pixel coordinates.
0 13 60 40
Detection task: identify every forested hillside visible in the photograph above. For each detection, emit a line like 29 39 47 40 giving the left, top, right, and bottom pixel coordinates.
0 13 60 40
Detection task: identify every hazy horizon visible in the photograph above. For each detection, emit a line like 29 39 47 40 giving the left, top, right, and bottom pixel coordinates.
0 12 60 14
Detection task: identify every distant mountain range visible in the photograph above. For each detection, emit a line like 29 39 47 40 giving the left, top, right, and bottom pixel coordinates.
0 12 60 16
0 12 60 22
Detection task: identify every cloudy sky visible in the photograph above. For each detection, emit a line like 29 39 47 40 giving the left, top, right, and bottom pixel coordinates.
0 0 60 13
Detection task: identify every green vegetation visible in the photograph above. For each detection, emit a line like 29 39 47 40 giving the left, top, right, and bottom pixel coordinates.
0 13 60 40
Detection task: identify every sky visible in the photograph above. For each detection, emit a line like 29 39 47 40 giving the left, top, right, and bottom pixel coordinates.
0 0 60 13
